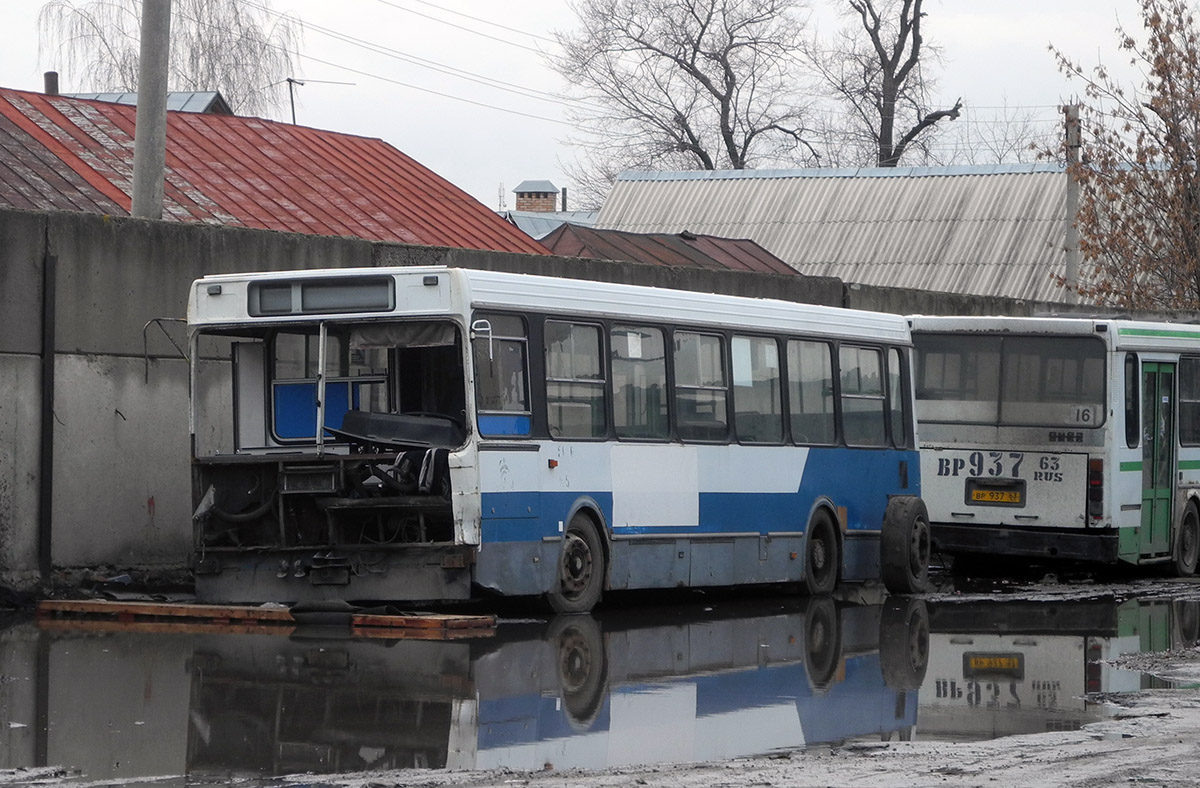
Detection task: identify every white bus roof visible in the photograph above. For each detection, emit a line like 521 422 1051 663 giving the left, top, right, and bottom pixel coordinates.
908 314 1200 352
190 266 912 344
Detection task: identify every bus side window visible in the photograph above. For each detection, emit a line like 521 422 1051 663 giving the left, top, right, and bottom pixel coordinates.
674 331 729 442
733 335 783 443
887 347 909 448
611 325 669 440
472 313 531 437
840 345 887 447
1125 353 1140 448
787 339 836 445
1179 356 1200 446
545 320 607 438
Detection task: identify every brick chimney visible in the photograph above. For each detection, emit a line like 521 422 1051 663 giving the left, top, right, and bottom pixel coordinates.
513 180 558 212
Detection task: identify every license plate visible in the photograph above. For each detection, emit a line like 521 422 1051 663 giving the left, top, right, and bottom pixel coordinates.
969 655 1020 671
963 651 1025 679
970 489 1022 504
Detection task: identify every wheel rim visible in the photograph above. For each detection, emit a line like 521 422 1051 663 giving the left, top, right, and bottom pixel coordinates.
909 517 931 575
808 518 835 589
560 531 594 599
557 626 594 694
907 610 930 670
1183 513 1199 567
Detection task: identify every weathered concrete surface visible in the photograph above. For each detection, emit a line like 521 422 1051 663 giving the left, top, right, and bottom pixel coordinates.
0 355 40 588
50 355 190 567
0 211 41 355
49 210 374 357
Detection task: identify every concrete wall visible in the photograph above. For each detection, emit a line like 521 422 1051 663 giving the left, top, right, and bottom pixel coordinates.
0 205 1186 591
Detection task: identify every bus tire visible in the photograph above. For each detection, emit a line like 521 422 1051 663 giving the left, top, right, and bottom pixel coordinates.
1172 599 1200 647
804 595 842 692
882 496 931 594
802 509 840 595
548 513 605 614
549 614 608 729
880 596 930 690
1173 503 1200 577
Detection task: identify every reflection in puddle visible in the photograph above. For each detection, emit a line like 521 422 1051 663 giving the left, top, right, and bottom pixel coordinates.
920 597 1200 740
186 596 923 775
0 594 1196 783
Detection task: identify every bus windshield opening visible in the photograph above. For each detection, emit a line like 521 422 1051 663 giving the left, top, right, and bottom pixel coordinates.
913 333 1106 428
192 319 466 456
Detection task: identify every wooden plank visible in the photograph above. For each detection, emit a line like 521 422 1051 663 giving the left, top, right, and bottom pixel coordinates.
37 599 293 623
350 625 496 641
351 612 495 630
37 618 292 636
34 599 496 638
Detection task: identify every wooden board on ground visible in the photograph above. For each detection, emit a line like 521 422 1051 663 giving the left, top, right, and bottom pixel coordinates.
35 599 496 639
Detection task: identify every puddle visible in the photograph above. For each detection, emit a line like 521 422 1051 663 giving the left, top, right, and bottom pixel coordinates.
920 595 1199 740
0 592 1197 783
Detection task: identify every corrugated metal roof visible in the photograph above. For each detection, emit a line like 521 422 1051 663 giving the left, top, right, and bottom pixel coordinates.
540 223 800 275
64 91 233 114
0 87 549 254
597 165 1071 302
514 179 558 193
501 209 598 239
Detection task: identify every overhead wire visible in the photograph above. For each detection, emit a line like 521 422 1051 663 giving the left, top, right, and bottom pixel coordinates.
182 1 1112 144
193 0 585 124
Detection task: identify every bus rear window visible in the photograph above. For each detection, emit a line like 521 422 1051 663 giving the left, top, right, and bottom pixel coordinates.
914 333 1106 428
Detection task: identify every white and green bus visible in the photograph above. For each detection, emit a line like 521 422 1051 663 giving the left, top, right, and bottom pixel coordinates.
910 315 1200 575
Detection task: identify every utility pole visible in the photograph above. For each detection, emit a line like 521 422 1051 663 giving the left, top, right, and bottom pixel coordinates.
287 77 302 124
131 0 172 219
1063 104 1082 305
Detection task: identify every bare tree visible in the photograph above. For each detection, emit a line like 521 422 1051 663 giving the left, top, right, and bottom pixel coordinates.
1049 0 1200 308
811 0 960 167
551 0 820 208
934 102 1057 166
38 0 301 118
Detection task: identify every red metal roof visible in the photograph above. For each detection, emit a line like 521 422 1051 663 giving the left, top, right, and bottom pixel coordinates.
540 223 799 275
0 86 548 254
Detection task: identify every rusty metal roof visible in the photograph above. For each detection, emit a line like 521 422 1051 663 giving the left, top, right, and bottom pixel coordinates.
0 86 548 254
540 223 800 275
597 165 1072 302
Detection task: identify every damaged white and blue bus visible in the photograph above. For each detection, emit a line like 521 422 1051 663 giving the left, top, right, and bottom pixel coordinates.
187 266 930 610
910 315 1200 576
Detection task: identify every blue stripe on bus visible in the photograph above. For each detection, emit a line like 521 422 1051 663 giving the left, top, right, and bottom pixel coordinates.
478 447 918 543
475 654 914 750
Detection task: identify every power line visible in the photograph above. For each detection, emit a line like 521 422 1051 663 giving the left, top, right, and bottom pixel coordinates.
379 0 558 45
295 48 576 126
171 3 576 126
252 1 597 110
371 0 548 54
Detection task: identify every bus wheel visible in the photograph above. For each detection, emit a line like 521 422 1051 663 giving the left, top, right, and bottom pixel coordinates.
548 514 605 614
880 596 930 690
802 510 840 595
804 596 842 692
549 614 608 729
882 497 931 594
1174 504 1200 577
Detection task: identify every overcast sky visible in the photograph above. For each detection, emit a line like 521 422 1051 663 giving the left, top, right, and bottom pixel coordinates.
0 0 1147 211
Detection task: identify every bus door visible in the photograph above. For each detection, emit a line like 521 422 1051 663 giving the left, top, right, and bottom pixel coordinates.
1141 362 1175 555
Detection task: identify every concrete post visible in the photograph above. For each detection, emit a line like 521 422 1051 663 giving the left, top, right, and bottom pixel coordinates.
1064 104 1082 305
131 0 172 220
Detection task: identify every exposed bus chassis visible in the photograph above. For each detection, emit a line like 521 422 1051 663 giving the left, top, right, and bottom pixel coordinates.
192 443 473 603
